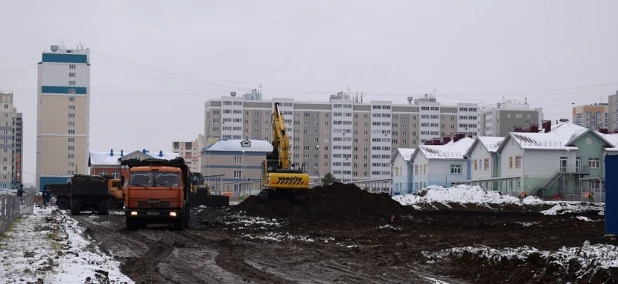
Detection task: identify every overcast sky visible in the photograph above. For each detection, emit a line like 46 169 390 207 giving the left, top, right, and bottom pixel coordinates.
1 0 617 184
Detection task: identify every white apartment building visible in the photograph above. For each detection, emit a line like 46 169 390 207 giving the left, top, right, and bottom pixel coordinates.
479 100 543 137
172 134 206 173
204 91 479 189
0 93 15 189
36 45 91 190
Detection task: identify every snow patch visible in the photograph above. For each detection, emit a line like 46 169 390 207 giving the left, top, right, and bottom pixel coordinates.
394 185 544 207
423 241 618 278
541 202 604 216
241 232 335 243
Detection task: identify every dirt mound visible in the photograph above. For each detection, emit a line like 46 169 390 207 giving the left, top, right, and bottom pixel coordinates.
235 182 404 220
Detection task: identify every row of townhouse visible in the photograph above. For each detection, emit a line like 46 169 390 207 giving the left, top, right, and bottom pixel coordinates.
391 122 618 201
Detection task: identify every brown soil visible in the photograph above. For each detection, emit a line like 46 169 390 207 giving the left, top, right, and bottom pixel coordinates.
235 182 405 221
69 182 618 284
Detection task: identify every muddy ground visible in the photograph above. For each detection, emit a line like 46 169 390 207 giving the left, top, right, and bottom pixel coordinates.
69 184 618 284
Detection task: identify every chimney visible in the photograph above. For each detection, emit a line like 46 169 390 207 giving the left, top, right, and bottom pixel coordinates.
120 150 124 157
529 124 539 133
513 126 523 132
442 136 451 144
599 127 609 134
454 133 465 142
542 120 551 133
142 148 147 154
110 149 114 156
432 138 442 145
159 150 163 157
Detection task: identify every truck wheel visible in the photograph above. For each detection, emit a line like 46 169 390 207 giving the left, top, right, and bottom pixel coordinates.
184 207 190 228
174 217 184 231
126 219 138 231
98 203 109 215
106 198 118 210
70 203 80 215
56 198 70 210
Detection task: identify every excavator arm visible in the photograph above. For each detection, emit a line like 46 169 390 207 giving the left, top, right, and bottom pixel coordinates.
271 102 291 169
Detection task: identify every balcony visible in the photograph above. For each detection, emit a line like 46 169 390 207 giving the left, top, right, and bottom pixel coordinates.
559 165 590 175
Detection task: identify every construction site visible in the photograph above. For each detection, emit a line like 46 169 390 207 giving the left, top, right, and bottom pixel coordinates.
55 182 613 284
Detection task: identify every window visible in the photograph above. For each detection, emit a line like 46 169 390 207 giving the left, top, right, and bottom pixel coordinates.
233 171 241 178
69 64 76 69
99 170 107 175
1 166 6 171
112 171 120 179
68 130 75 134
68 146 74 151
69 97 75 102
68 154 74 159
69 73 76 77
234 156 242 164
484 158 489 171
450 164 462 174
515 155 522 168
69 81 76 86
589 158 600 168
69 113 75 118
68 162 75 168
69 105 75 110
509 156 513 168
68 138 75 143
473 160 478 171
68 121 75 127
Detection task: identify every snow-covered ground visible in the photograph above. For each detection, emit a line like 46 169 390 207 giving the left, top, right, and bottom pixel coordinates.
0 206 133 284
393 185 544 209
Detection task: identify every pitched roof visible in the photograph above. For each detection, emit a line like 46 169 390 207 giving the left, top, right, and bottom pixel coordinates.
418 137 475 160
599 133 618 152
89 150 180 166
391 148 415 163
203 139 273 153
477 136 505 153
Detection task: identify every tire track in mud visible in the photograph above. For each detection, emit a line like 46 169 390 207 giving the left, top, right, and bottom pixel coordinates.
214 238 297 284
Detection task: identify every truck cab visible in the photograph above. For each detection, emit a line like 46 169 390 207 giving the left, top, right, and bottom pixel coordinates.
122 158 190 231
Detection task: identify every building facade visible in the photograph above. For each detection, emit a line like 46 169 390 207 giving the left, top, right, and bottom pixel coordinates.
608 91 618 131
36 45 91 190
200 139 272 193
572 103 609 130
204 91 479 187
0 93 15 189
172 134 206 173
88 149 179 182
479 101 543 137
13 111 22 187
391 148 414 195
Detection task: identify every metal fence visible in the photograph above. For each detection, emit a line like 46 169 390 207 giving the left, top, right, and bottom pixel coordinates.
0 193 35 236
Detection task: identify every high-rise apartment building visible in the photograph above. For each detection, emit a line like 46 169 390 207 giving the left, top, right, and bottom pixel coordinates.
572 103 609 130
479 100 544 137
36 45 91 190
172 134 206 173
608 91 618 131
0 93 15 189
13 111 22 187
204 91 479 188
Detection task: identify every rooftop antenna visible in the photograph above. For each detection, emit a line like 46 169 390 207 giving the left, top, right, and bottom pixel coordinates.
259 83 262 94
433 88 436 97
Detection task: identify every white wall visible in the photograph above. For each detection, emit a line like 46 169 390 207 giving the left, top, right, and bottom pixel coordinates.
392 154 410 194
469 142 493 180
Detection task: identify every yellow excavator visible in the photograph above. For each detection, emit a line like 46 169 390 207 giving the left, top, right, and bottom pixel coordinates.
259 102 310 202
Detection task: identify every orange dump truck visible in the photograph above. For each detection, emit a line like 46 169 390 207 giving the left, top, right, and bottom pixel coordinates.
120 157 191 231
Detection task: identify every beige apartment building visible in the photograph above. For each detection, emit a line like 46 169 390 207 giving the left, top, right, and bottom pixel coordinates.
171 134 206 173
0 93 18 189
572 103 609 130
204 91 479 188
36 45 91 190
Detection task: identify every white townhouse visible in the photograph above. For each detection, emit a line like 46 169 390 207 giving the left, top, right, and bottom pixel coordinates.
494 122 604 198
409 137 475 191
465 136 505 190
391 148 415 195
